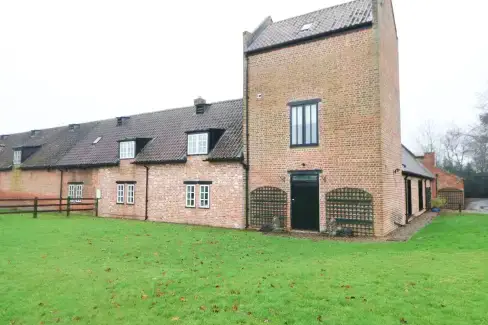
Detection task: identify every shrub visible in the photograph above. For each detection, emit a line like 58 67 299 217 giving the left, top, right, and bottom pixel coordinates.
432 197 447 209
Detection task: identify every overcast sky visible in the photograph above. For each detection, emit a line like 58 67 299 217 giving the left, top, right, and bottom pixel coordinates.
1 0 487 153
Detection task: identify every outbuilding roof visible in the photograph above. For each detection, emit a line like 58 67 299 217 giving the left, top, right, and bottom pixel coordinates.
245 0 373 53
402 145 435 179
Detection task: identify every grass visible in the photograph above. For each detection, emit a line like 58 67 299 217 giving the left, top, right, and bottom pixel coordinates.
1 213 487 325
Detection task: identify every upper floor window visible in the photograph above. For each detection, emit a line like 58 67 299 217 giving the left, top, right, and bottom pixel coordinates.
290 101 319 147
13 150 22 165
187 133 208 155
119 141 135 159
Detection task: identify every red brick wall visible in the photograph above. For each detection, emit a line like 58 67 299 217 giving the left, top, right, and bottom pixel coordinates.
419 152 464 197
146 157 245 228
0 169 61 199
244 1 402 236
95 158 245 228
376 0 405 232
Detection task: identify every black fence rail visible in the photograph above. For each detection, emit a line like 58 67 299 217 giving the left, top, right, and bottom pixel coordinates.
0 197 99 218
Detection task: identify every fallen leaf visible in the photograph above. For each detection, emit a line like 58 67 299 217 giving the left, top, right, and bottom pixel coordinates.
72 316 81 321
179 297 186 302
317 315 322 322
105 268 111 272
400 318 408 324
141 294 148 300
171 316 179 321
199 305 206 311
232 304 239 311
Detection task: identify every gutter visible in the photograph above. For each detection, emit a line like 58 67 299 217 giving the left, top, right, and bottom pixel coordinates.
144 166 150 220
59 169 64 212
245 22 373 55
244 48 250 229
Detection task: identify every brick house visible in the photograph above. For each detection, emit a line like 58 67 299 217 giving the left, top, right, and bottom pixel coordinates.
417 152 465 209
0 0 435 236
1 99 245 229
243 0 409 236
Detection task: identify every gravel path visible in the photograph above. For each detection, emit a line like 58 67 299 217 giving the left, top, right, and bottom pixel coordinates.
387 211 439 241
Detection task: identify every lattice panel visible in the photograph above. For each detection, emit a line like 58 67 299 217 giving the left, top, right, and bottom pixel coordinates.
438 188 464 210
250 187 287 229
326 188 374 236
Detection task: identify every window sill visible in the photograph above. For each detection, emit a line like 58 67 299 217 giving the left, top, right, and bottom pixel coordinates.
187 153 209 157
290 144 319 148
185 206 196 209
199 206 210 209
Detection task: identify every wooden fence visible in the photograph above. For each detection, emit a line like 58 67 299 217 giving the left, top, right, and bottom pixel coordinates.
0 197 99 218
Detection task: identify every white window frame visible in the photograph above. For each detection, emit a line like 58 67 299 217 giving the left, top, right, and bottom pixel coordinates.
199 184 210 208
117 184 125 204
187 133 208 155
185 185 195 208
68 184 83 203
127 184 135 205
13 150 22 165
119 141 136 159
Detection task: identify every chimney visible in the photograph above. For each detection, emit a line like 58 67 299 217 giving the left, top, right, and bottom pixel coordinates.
194 97 207 114
116 116 130 126
422 152 436 168
69 124 80 131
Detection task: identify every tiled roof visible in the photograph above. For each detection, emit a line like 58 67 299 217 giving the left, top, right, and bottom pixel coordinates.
0 124 97 170
1 99 243 170
402 146 435 179
246 0 373 53
56 99 243 167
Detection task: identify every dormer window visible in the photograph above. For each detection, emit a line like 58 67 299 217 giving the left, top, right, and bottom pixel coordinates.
30 130 40 137
119 141 136 159
13 150 22 165
187 133 208 155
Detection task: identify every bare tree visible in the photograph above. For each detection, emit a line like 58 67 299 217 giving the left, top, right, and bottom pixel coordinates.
466 125 488 173
441 127 470 171
416 120 442 162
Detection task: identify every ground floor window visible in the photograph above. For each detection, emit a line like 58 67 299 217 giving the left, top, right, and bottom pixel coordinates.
186 185 195 207
199 185 210 208
116 182 136 205
117 184 125 204
68 184 83 203
127 184 135 205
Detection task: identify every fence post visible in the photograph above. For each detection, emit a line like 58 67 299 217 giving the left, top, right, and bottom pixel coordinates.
95 198 99 217
33 197 38 219
67 196 71 217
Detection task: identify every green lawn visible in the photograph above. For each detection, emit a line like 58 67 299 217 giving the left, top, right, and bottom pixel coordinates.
1 213 487 325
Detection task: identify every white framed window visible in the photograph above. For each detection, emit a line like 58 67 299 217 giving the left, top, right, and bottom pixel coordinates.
187 133 208 155
119 141 136 159
117 184 125 203
13 150 22 165
186 185 195 207
127 184 135 205
199 185 210 208
68 184 83 203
